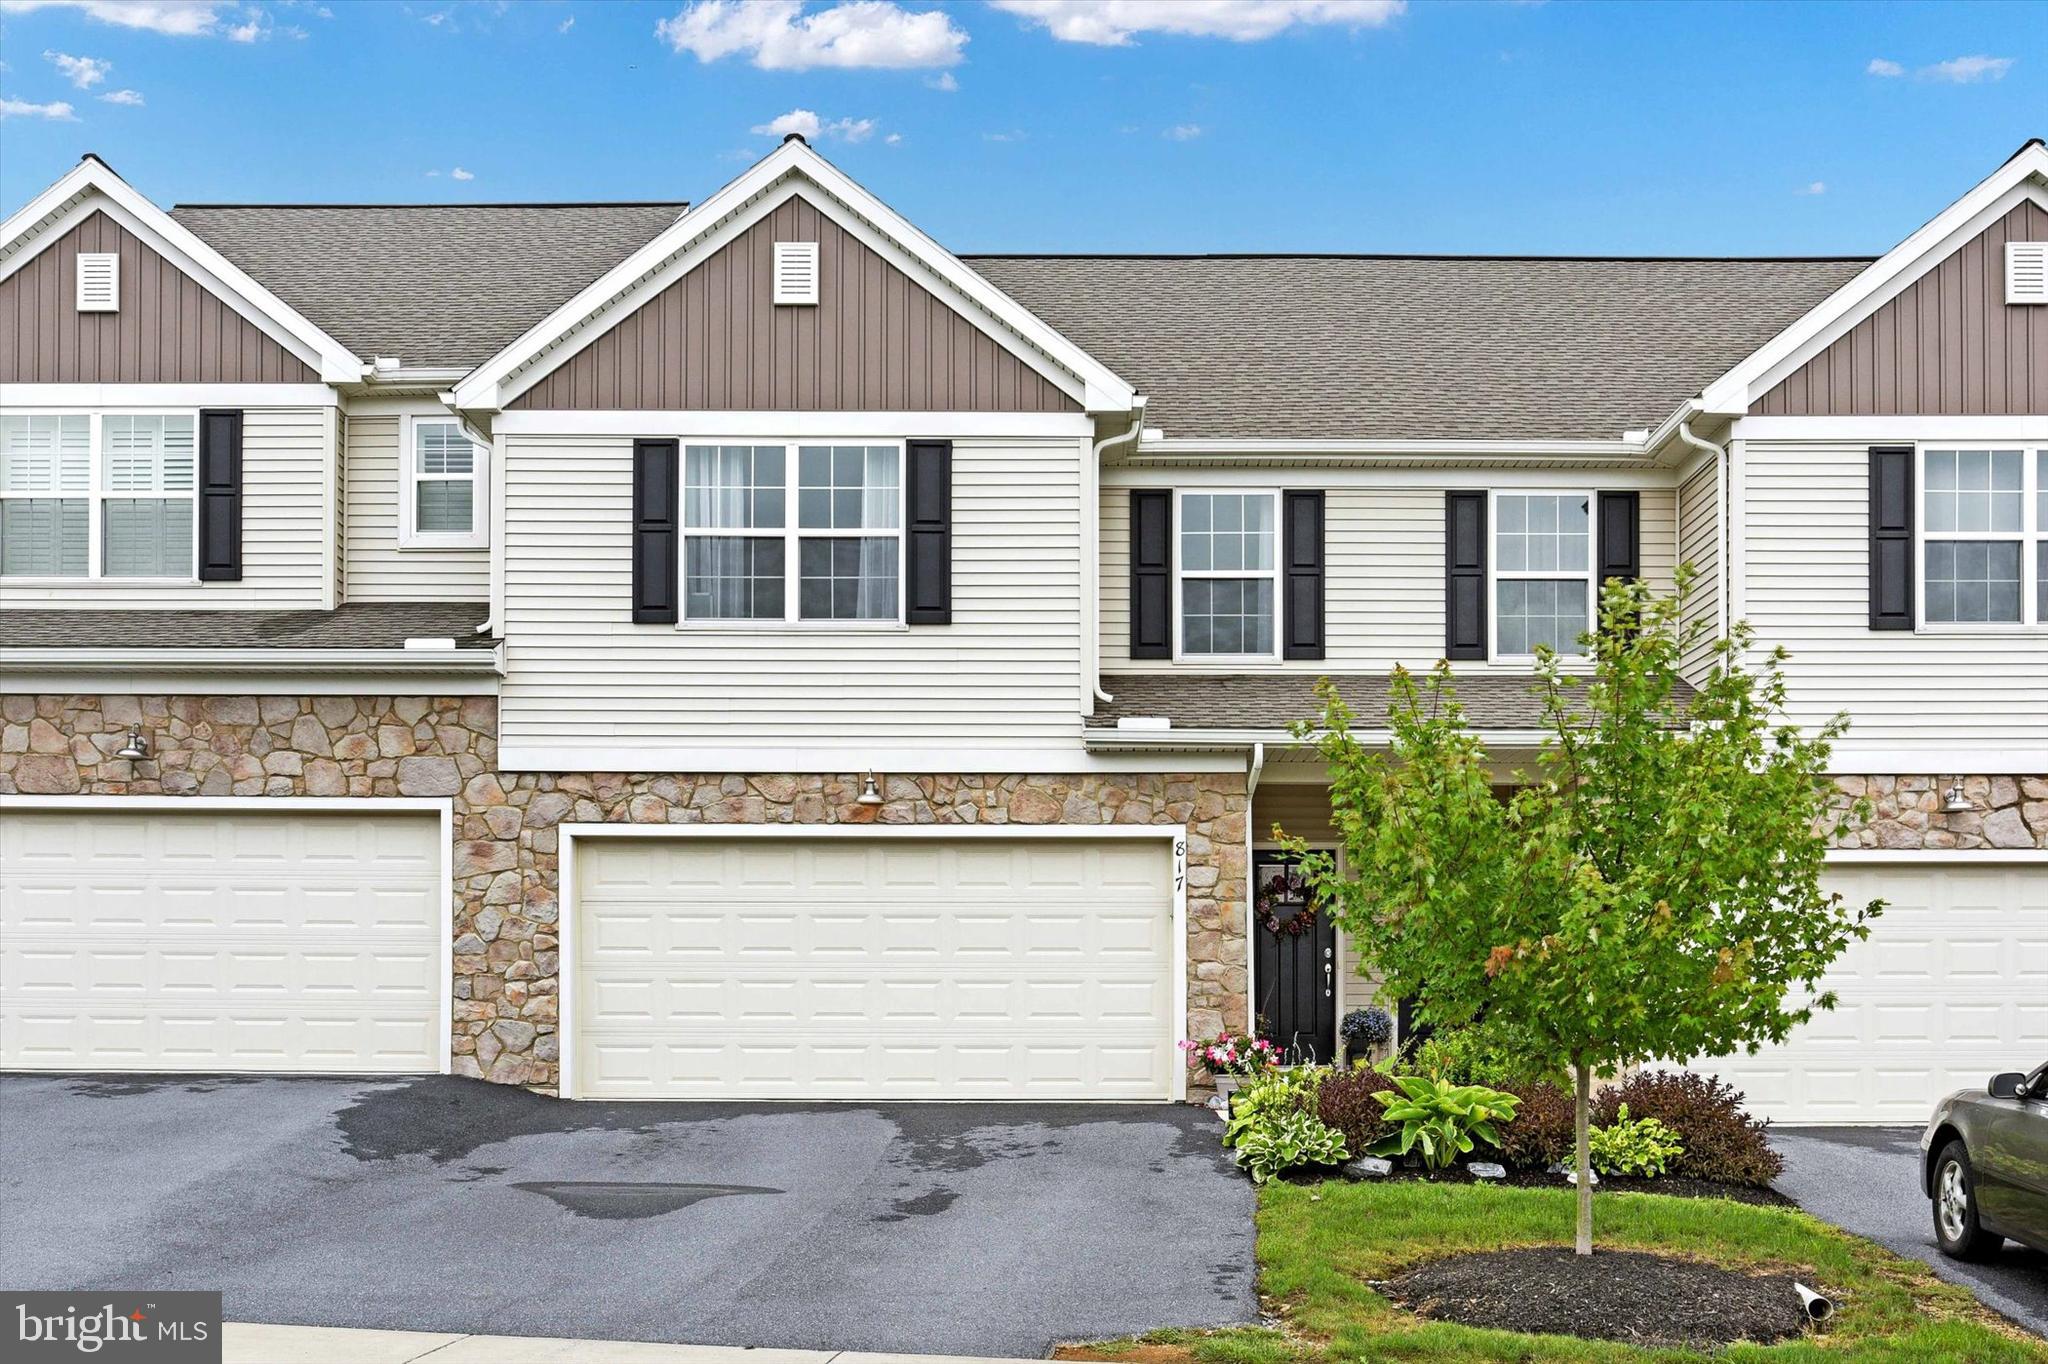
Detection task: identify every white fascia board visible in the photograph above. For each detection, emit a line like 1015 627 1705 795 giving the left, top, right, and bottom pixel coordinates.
453 140 1134 414
0 647 502 673
1081 727 1555 751
0 160 364 384
494 409 1094 438
0 383 338 409
1135 437 1649 459
1734 414 2048 442
496 743 1242 775
1827 748 2048 773
1697 144 2048 415
1106 465 1677 489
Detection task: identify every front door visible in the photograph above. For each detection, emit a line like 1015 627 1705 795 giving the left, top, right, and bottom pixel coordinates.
1253 851 1336 1065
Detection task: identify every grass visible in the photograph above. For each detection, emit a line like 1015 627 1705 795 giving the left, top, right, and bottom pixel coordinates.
1061 1179 2048 1364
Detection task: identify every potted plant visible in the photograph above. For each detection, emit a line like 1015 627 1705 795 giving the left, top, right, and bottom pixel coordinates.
1180 1031 1278 1102
1340 1007 1393 1066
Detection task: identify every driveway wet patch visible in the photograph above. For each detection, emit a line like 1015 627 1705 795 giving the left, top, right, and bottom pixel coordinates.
513 1181 781 1219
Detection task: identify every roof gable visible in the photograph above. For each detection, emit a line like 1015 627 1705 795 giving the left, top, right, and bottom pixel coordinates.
509 190 1076 413
454 139 1133 414
0 157 361 383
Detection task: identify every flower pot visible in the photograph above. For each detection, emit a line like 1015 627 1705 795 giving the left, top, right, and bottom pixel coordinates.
1213 1075 1243 1101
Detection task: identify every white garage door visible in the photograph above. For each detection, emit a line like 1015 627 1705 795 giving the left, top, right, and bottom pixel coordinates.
1 803 444 1073
1694 860 2047 1125
571 834 1180 1100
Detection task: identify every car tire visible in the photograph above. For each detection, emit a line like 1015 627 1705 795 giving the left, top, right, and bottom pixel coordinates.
1931 1140 2003 1261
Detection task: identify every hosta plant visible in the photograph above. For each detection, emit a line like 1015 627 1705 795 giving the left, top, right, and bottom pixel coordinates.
1371 1075 1522 1174
1570 1103 1686 1178
1233 1107 1349 1185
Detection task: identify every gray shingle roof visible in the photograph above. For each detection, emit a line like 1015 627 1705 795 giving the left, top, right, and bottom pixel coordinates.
1089 672 1694 733
0 602 495 650
171 203 688 369
967 255 1868 440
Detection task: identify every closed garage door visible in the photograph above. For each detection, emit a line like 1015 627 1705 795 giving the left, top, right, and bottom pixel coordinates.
571 833 1180 1100
1 803 444 1073
1694 860 2046 1124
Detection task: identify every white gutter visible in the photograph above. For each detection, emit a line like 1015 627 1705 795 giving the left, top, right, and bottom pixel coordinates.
1088 404 1146 706
1082 726 1553 750
1 647 504 674
1673 416 1731 641
1246 741 1266 795
1133 437 1648 460
440 389 501 636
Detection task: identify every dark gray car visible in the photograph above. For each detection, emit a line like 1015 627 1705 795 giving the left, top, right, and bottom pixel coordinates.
1922 1061 2048 1260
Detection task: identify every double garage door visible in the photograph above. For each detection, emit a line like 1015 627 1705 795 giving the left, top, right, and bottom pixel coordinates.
1 804 445 1073
1694 861 2047 1125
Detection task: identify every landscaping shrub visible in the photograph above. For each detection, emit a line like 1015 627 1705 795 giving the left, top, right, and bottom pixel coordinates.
1372 1075 1521 1173
1571 1104 1686 1178
1222 1068 1347 1183
1317 1065 1398 1153
1494 1080 1576 1169
1404 1024 1552 1090
1594 1070 1783 1186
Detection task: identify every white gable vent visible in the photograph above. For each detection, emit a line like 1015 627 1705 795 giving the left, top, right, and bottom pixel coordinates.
773 241 819 306
2008 241 2048 304
75 252 119 312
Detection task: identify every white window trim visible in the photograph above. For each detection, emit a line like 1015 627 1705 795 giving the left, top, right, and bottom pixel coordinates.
0 408 199 583
1172 486 1282 664
678 438 909 632
1488 487 1595 662
1914 443 2045 634
400 415 489 551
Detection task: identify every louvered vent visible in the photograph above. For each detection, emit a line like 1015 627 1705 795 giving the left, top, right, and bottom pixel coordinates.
75 252 119 312
773 241 819 306
2009 241 2048 305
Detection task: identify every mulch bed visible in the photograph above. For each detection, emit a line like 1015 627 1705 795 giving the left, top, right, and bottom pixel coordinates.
1378 1246 1812 1350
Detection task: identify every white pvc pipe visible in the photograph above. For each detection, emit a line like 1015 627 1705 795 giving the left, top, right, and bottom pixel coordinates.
1794 1283 1834 1322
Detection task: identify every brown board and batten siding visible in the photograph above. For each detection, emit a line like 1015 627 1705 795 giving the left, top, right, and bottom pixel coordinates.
0 209 315 384
509 194 1077 412
1756 199 2048 415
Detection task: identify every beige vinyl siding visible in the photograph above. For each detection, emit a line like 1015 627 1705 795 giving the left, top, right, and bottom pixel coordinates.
341 413 489 603
1 405 331 609
498 433 1086 758
1742 438 2048 748
1101 479 1676 674
1676 456 1722 682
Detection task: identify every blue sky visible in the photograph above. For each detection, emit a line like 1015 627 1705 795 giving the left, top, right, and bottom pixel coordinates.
1 0 2042 256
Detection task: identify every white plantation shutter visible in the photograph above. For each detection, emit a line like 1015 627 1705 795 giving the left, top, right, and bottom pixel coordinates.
416 422 475 475
1 415 90 492
75 252 119 312
0 415 90 576
103 415 196 492
773 241 820 306
2008 242 2048 305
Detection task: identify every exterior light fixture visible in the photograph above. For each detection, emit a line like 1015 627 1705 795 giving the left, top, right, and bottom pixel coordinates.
115 730 149 760
856 773 884 806
1941 779 1972 815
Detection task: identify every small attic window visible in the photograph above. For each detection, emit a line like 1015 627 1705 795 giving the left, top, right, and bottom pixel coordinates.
2008 241 2048 304
773 241 819 306
76 252 119 312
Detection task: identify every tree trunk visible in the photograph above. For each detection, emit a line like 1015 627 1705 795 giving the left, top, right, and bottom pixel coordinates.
1574 1060 1593 1256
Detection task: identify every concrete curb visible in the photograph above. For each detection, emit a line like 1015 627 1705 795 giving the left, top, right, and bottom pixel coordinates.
225 1323 1051 1364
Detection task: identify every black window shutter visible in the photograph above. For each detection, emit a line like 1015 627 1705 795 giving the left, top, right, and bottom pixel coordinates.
1444 491 1487 660
1597 491 1640 583
632 438 680 624
1869 445 1914 630
1129 490 1172 659
905 439 952 624
197 409 243 581
1283 490 1324 660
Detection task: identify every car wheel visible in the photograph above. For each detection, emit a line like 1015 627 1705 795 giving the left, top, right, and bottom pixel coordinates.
1932 1140 2003 1261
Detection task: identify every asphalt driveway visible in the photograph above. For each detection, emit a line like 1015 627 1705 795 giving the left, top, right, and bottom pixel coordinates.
1773 1126 2047 1338
0 1073 1255 1356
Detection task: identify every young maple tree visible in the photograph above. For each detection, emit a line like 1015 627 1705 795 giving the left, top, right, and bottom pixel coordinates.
1292 575 1878 1254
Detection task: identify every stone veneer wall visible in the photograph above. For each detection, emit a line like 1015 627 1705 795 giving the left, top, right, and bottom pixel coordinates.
0 693 1249 1095
1827 775 2048 849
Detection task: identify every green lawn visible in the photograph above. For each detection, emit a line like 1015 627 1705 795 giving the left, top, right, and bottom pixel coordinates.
1066 1179 2047 1364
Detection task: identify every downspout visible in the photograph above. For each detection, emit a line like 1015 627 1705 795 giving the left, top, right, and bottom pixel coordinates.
1244 740 1264 1050
1674 417 1730 642
1088 404 1146 706
442 393 499 637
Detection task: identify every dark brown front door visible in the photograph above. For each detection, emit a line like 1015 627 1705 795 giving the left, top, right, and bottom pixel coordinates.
1253 851 1337 1064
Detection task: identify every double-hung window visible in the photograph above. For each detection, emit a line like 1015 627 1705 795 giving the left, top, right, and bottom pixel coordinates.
682 441 902 624
1176 489 1278 660
1920 447 2045 625
0 412 195 579
1492 491 1592 657
402 417 488 549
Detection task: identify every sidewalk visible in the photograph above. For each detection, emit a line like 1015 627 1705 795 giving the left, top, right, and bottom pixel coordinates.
225 1323 1052 1364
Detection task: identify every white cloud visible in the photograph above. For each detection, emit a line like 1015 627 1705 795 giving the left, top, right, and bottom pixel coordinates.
926 70 956 91
884 131 901 144
1795 181 1825 196
44 50 111 87
1 1 230 37
1164 122 1201 140
450 166 475 181
750 107 878 142
558 14 573 32
1865 57 1903 77
983 129 1025 143
1923 54 2012 83
99 86 144 103
990 0 1402 46
657 0 966 70
0 94 79 118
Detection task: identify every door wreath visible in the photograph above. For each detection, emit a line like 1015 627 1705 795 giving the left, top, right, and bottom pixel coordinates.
1256 864 1320 937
